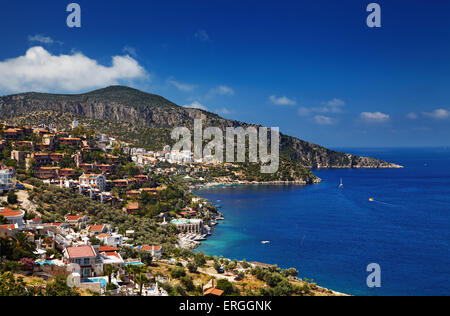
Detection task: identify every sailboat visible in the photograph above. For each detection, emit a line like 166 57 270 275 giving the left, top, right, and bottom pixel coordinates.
339 178 344 189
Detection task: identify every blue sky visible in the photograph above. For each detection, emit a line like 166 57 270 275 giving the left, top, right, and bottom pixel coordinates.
0 0 449 147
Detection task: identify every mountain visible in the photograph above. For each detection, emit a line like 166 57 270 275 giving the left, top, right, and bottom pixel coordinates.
0 86 402 170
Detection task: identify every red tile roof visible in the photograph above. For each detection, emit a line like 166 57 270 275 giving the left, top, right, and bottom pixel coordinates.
0 207 24 218
97 233 112 238
104 251 121 259
127 202 140 210
0 224 16 230
66 246 96 258
99 246 119 252
204 288 224 296
88 224 105 232
66 215 85 221
141 245 162 252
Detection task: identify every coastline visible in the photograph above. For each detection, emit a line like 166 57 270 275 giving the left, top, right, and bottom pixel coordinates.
189 181 351 296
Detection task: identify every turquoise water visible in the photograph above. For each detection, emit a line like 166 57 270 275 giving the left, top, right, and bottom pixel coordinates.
125 261 144 266
195 148 450 296
36 260 55 266
82 277 108 288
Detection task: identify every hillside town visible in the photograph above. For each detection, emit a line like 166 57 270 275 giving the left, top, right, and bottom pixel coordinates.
0 121 223 296
0 120 333 297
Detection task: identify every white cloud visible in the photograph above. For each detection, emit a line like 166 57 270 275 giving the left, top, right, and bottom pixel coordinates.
423 109 449 120
314 115 335 125
322 98 345 113
360 112 390 122
0 46 148 93
407 112 418 120
210 85 235 96
325 98 345 107
184 101 208 111
194 29 210 42
28 34 59 45
269 95 296 106
168 79 197 92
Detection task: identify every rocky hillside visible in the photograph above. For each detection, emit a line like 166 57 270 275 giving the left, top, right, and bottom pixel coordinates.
0 86 402 169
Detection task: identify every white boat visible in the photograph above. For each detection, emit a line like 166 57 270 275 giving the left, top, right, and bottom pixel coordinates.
261 241 270 244
339 178 344 189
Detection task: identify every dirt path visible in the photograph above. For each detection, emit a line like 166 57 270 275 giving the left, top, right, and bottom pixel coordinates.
16 189 42 218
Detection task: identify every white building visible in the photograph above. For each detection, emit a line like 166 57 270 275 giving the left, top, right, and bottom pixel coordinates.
169 150 193 164
0 207 25 228
79 174 107 192
96 233 123 247
0 167 16 193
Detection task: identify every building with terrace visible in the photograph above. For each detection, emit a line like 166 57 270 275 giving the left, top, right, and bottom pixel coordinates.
79 174 107 192
0 207 25 228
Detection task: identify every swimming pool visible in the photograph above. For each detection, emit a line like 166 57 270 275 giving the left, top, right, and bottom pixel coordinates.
125 261 144 266
171 219 188 224
36 260 55 266
81 277 108 288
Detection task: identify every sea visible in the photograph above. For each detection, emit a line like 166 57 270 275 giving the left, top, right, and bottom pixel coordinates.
194 148 450 296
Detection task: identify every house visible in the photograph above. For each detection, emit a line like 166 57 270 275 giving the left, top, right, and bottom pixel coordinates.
3 128 23 140
88 224 108 235
96 233 123 247
15 141 34 150
65 215 88 226
126 202 140 215
99 250 124 267
96 164 114 175
126 190 141 198
203 287 224 297
0 207 25 228
35 167 60 179
134 175 150 184
32 153 52 166
0 165 16 193
63 245 98 277
113 179 129 188
49 153 64 163
10 151 26 166
59 168 77 178
79 163 95 172
139 245 163 259
59 137 81 147
98 246 119 253
79 174 107 192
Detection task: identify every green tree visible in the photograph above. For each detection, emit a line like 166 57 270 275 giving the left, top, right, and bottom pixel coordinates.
180 275 195 292
170 266 186 279
103 264 116 285
135 273 148 296
44 276 80 296
0 272 34 296
216 279 239 296
187 262 198 273
7 192 18 205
